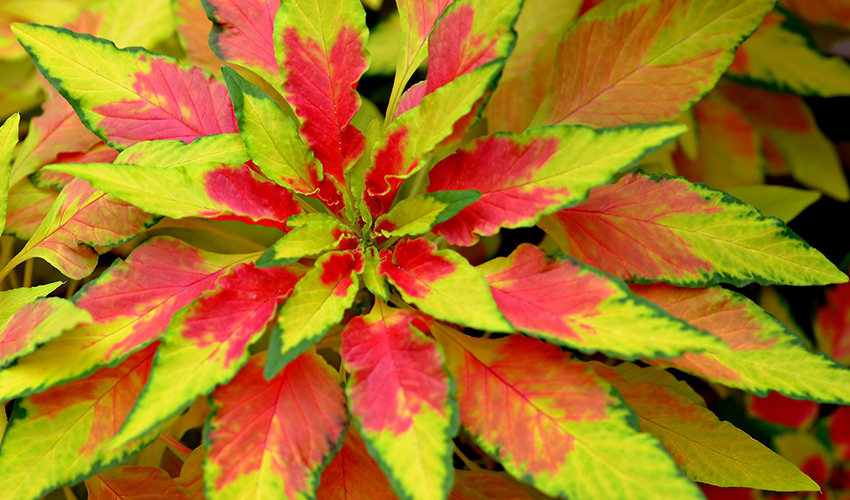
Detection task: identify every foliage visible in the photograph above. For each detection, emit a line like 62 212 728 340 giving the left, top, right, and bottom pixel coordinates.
0 0 850 499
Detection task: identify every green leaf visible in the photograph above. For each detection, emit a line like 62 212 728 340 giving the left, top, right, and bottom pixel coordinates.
256 220 356 268
0 113 20 235
592 362 818 491
375 190 482 239
265 249 364 378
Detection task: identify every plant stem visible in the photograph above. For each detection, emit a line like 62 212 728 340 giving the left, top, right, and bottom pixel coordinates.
453 443 482 471
158 434 191 462
22 259 33 288
61 487 78 500
65 280 80 299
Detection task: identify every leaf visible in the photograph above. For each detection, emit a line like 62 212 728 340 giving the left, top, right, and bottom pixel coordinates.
718 81 849 201
727 10 850 97
431 326 704 500
257 219 357 267
317 428 399 500
0 297 91 368
374 190 482 239
592 362 817 491
223 66 322 195
0 345 159 500
114 262 306 446
0 282 62 323
477 244 725 359
0 237 252 402
451 471 534 500
379 238 511 332
815 275 850 365
362 246 389 301
86 466 190 500
540 171 847 287
635 283 850 404
0 113 19 234
50 161 301 231
173 0 222 72
67 0 176 51
427 124 686 246
14 179 158 279
341 300 457 500
392 0 453 93
725 185 820 223
367 0 520 217
423 0 522 94
115 133 248 167
12 23 238 149
532 0 776 128
746 392 819 430
781 0 850 29
176 446 205 500
4 175 58 240
203 0 281 89
266 249 364 378
205 350 347 500
672 93 764 192
485 0 581 133
273 0 368 180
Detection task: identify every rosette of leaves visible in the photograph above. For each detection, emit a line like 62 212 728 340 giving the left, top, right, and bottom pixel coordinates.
1 0 849 499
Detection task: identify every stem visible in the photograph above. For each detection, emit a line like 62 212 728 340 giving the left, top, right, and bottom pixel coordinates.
22 259 33 288
158 434 191 462
453 443 482 471
61 487 78 500
65 280 80 299
1 256 22 288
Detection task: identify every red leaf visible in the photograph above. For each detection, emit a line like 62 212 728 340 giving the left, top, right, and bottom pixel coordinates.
316 429 398 500
86 466 190 500
205 350 347 499
203 0 280 82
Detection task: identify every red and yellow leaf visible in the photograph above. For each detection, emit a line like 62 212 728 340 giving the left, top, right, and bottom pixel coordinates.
205 350 347 500
635 283 850 404
341 300 456 500
86 466 190 500
0 345 159 500
374 190 481 240
593 362 817 491
427 124 685 246
366 0 519 217
9 86 100 187
0 237 252 402
266 249 364 378
11 179 158 279
485 0 580 133
431 325 704 500
12 23 238 149
317 428 398 500
0 297 91 368
391 0 453 94
50 135 302 230
540 171 847 287
203 0 281 87
4 178 57 240
274 0 368 181
727 10 850 97
532 0 776 128
379 238 510 332
672 92 764 191
0 281 62 324
477 244 724 359
115 262 306 446
173 0 222 72
718 81 849 201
